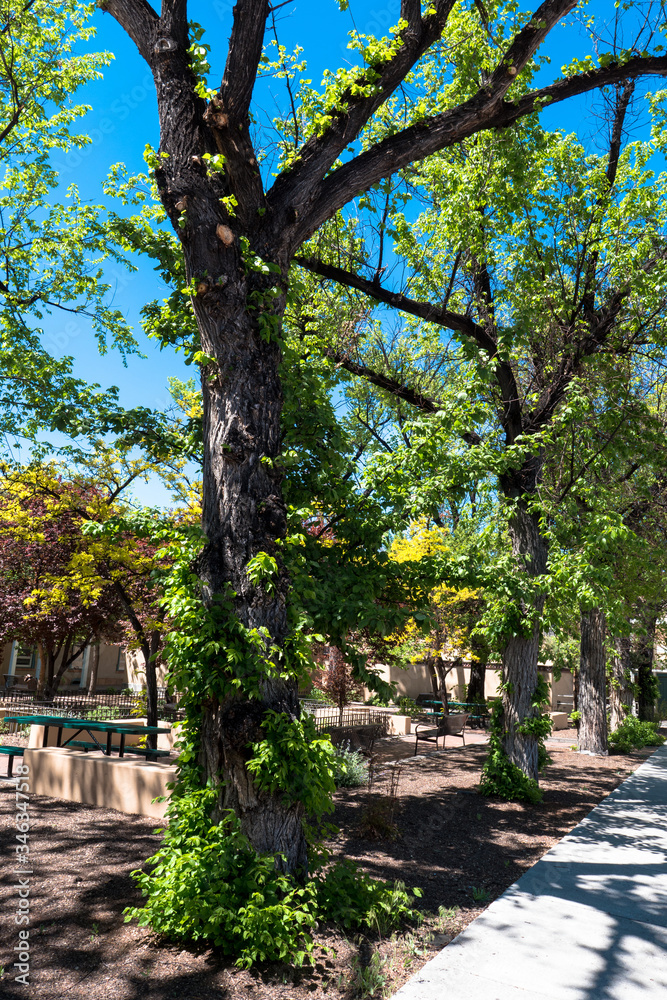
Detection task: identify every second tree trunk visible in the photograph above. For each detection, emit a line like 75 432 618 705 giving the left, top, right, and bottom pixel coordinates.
578 607 608 755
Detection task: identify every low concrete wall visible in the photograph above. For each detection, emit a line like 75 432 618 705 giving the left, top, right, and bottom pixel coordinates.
24 747 177 818
387 715 411 736
549 712 570 731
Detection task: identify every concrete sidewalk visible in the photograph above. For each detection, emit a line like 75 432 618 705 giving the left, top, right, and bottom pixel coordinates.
392 745 667 1000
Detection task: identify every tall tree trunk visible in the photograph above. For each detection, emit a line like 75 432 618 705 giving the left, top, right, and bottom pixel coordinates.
142 632 160 752
427 654 452 714
427 658 439 698
635 615 658 721
500 500 548 782
45 637 74 700
87 643 100 696
609 636 633 730
467 657 486 703
191 256 307 874
578 608 608 755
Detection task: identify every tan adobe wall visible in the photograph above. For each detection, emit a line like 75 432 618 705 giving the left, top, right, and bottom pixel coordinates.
364 662 573 709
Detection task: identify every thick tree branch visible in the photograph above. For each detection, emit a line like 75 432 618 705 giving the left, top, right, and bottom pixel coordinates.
297 254 520 441
285 52 667 250
269 0 577 247
266 0 460 240
98 0 158 65
606 79 635 187
204 0 269 218
326 349 440 413
324 348 482 446
296 254 494 350
160 0 188 45
217 0 270 124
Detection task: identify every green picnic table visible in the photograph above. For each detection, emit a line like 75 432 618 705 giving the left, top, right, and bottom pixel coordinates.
4 715 172 759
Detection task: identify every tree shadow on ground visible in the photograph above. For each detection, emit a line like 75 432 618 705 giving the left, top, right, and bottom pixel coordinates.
0 745 655 1000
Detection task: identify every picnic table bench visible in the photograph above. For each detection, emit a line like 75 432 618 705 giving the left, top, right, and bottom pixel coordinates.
449 701 490 729
0 745 24 778
414 712 470 755
3 715 172 757
67 740 171 761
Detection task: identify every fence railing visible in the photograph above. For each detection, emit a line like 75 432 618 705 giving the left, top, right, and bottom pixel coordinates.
0 688 183 720
303 706 391 734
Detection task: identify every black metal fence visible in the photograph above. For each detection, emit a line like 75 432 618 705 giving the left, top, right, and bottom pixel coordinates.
0 688 183 721
303 706 391 734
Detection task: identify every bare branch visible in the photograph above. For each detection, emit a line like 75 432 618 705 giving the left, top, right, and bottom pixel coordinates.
297 254 524 442
296 254 494 351
325 348 483 446
328 349 440 414
98 0 159 65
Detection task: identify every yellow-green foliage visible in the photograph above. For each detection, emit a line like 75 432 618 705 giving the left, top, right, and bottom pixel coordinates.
389 521 486 662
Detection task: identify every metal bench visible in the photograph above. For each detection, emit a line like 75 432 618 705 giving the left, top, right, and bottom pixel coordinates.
67 740 170 760
414 713 469 755
0 745 25 778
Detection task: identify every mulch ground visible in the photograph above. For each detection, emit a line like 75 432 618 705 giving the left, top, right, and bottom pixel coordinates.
0 729 659 1000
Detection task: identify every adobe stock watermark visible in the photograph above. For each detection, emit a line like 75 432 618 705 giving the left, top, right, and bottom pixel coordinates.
13 762 32 986
54 71 155 179
44 265 136 357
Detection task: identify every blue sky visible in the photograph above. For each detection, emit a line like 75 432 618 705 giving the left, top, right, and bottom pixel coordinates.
41 1 663 502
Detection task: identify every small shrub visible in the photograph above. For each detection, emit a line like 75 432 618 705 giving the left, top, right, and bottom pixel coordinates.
104 686 117 695
307 688 334 705
350 950 387 997
127 790 422 968
125 788 319 968
333 743 368 787
358 799 401 841
315 861 421 934
608 716 665 753
366 692 391 707
394 696 420 717
85 706 122 721
479 699 549 804
131 692 148 718
471 886 492 903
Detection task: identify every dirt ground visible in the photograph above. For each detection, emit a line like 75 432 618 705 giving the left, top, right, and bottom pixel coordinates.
0 729 659 1000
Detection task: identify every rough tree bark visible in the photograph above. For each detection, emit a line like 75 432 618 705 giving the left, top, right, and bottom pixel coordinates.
98 0 667 866
467 651 487 703
578 607 608 755
609 636 633 730
500 498 548 781
635 615 658 721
